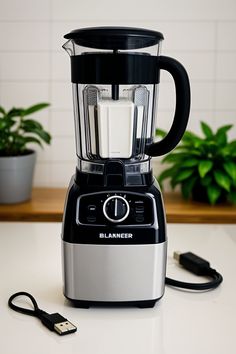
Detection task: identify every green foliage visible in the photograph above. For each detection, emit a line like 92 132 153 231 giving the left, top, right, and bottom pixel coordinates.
0 103 51 156
156 122 236 205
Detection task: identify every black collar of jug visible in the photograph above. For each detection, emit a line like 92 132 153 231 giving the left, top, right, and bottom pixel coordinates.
64 26 164 50
69 53 161 84
75 168 154 189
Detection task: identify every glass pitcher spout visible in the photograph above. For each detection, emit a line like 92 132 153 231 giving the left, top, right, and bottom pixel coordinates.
62 39 75 56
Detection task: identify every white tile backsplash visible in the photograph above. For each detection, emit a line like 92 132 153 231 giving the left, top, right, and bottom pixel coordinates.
51 110 74 136
51 52 70 81
159 52 215 83
157 110 215 136
158 82 214 110
153 22 216 51
166 52 215 81
51 0 236 21
191 82 215 110
0 0 50 21
0 53 50 81
34 145 52 162
216 53 236 80
0 22 50 51
0 0 235 187
213 111 236 124
50 162 76 187
50 137 76 162
0 82 50 109
33 162 51 187
217 22 236 51
158 82 176 111
215 83 236 110
156 111 175 132
51 82 72 110
186 111 215 134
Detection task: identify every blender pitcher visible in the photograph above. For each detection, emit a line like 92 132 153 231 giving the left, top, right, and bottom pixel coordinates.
63 27 190 185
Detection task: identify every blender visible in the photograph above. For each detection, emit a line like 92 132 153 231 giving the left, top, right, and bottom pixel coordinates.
62 27 190 308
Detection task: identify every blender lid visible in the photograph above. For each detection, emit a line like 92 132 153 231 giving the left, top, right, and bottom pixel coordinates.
64 26 164 50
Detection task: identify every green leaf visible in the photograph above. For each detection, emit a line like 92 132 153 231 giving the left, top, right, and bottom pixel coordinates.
201 121 213 139
216 124 233 136
24 103 50 116
223 162 236 182
22 119 43 130
201 175 212 187
207 184 221 205
182 134 205 147
214 170 231 192
23 136 43 147
192 137 206 148
170 178 179 189
174 146 202 156
198 160 213 178
215 125 232 147
7 107 25 118
228 140 236 149
225 141 236 157
32 129 51 144
162 152 190 163
181 158 199 168
0 106 6 114
0 103 51 154
221 142 236 156
155 128 166 137
215 130 227 146
182 131 201 142
228 190 236 204
0 118 15 130
174 169 194 183
181 176 197 199
158 166 178 182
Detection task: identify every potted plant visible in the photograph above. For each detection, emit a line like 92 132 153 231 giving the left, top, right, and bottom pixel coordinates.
0 103 51 204
156 122 236 205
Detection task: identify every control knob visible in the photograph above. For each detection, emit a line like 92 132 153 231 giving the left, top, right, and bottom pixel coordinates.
103 196 129 223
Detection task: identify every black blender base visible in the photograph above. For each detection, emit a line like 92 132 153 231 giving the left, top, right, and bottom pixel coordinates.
66 297 161 309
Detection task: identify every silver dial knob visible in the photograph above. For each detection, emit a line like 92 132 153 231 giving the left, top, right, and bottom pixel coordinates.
103 196 130 223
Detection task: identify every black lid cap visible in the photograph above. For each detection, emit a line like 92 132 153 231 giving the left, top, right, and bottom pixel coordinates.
64 26 164 50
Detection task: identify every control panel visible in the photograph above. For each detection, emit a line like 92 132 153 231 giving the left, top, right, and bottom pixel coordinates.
77 192 154 226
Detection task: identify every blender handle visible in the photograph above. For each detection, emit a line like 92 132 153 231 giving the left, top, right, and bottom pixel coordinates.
145 55 191 157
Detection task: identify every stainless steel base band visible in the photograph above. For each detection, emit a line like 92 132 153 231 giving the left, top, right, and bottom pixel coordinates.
62 241 167 302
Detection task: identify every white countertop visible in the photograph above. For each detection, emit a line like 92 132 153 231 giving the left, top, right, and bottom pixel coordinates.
0 222 235 354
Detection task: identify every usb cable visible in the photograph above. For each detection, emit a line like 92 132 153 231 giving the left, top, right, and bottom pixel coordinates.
165 251 223 290
8 292 77 335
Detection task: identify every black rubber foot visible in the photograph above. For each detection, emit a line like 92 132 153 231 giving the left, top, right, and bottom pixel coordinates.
66 298 159 308
137 300 157 308
74 302 90 309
